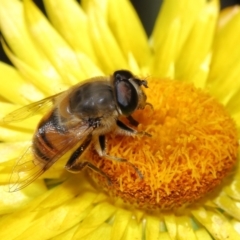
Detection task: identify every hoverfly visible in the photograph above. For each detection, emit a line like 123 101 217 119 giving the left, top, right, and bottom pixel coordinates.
4 70 150 191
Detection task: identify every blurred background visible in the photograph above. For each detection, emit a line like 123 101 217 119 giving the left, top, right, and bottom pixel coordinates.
1 0 240 65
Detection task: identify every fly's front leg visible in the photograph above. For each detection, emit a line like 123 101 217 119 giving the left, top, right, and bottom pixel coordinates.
127 103 154 127
116 120 151 137
127 115 139 127
94 135 143 179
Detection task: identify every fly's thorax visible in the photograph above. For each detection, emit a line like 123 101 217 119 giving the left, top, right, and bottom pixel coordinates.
91 113 119 136
55 80 120 135
67 80 117 120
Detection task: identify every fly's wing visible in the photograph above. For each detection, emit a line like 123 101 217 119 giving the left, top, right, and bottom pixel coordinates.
3 78 108 123
9 124 94 192
3 92 63 123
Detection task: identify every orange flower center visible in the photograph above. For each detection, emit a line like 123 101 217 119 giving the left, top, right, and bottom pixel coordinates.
86 79 239 210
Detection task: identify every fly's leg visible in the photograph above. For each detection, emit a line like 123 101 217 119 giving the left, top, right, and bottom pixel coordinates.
127 115 139 127
94 135 143 179
65 135 92 172
70 161 111 185
116 119 151 137
65 135 111 184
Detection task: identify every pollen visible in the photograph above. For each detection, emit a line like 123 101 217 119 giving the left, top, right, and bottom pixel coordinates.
87 79 239 210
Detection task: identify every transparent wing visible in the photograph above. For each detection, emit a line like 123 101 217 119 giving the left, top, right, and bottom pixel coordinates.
9 125 93 192
3 93 62 123
9 146 49 192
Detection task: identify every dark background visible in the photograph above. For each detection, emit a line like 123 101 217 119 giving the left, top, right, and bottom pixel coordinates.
1 0 240 65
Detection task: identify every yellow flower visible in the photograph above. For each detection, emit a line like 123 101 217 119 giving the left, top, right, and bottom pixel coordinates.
0 0 240 239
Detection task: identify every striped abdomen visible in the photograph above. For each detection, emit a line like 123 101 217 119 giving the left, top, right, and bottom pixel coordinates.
32 110 73 165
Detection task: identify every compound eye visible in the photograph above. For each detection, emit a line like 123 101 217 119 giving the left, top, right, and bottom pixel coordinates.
114 76 138 116
114 70 133 81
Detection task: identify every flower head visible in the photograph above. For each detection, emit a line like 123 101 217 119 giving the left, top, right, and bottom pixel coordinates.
0 0 240 239
89 79 238 210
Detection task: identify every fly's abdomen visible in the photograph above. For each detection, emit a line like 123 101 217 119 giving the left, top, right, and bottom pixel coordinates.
32 110 68 164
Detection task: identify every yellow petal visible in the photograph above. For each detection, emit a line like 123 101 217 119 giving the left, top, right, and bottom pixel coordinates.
51 225 78 240
0 181 47 215
145 215 161 239
164 214 177 239
150 18 180 78
224 177 240 201
232 113 240 130
43 1 104 80
195 228 212 240
2 40 68 95
0 190 52 239
0 126 32 142
231 219 240 235
218 5 240 28
0 0 62 83
0 141 30 165
207 7 240 103
108 0 151 70
0 176 98 239
151 0 207 77
192 207 240 239
23 0 87 84
151 0 206 53
226 88 240 115
73 202 117 239
38 175 96 209
214 193 240 220
175 0 219 88
176 215 197 240
111 209 132 240
75 53 104 78
15 193 95 239
86 1 129 73
43 0 97 63
158 232 172 240
0 211 37 239
82 223 111 240
81 0 108 19
0 62 43 104
122 216 142 240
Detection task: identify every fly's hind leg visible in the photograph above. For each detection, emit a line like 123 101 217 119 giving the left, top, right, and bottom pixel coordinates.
65 135 92 173
69 161 111 185
94 135 143 179
65 135 111 184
